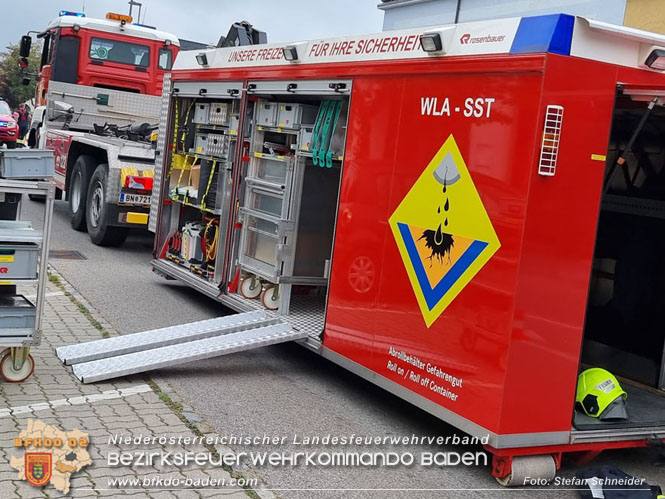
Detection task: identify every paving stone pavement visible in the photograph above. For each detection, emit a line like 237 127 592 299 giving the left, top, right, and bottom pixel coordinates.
0 269 257 498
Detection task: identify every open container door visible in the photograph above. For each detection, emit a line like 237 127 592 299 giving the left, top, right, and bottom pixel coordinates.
576 84 665 438
220 79 350 341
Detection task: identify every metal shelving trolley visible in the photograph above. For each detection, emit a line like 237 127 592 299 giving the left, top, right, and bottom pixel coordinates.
0 150 55 382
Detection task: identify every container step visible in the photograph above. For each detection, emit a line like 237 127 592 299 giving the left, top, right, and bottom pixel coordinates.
56 310 275 365
71 322 306 383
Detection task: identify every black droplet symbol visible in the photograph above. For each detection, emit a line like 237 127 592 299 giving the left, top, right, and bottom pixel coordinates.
444 217 448 226
444 199 450 212
437 206 441 214
434 223 443 245
443 179 447 193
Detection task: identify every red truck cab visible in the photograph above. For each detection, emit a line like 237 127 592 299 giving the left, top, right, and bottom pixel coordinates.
35 12 180 106
21 11 182 246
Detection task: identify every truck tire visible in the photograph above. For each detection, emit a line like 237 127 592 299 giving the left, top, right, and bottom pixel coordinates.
69 155 96 231
86 163 128 247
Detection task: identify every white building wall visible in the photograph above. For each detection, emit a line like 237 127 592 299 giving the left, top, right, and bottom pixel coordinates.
379 0 627 30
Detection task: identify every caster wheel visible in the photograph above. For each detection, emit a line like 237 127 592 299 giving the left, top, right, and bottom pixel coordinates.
0 353 35 383
261 286 279 310
495 455 556 487
240 276 262 299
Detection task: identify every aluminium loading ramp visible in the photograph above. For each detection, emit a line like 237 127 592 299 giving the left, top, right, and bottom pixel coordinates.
56 310 308 383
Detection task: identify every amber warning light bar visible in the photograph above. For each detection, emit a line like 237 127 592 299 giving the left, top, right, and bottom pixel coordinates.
106 12 133 24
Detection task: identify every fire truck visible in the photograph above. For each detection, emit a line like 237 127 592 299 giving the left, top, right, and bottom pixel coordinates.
58 14 665 485
22 12 266 246
19 10 179 245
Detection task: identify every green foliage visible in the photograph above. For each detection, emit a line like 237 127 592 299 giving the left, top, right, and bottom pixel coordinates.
0 42 41 109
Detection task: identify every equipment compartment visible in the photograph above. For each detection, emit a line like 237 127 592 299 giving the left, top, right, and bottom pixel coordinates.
156 89 241 289
577 87 665 431
152 81 349 316
232 89 349 315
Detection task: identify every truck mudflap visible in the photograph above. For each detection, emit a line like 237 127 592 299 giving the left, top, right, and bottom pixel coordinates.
116 208 150 227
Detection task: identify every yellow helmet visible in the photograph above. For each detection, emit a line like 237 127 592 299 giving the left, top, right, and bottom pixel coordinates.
576 368 628 420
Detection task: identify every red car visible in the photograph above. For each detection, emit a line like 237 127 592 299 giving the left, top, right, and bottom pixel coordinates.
0 101 18 148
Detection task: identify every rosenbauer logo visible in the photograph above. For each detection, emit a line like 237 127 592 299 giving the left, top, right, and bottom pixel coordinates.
459 33 506 44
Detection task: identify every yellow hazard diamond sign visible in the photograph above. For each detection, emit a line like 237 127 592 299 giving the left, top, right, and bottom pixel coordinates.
389 135 500 327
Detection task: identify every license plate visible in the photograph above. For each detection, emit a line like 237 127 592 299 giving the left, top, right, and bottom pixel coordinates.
119 193 151 205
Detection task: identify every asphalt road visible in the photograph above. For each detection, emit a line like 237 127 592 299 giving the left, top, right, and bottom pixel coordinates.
23 198 665 498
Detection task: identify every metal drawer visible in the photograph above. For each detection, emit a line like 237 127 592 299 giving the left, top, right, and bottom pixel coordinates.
192 103 210 124
237 208 295 282
247 186 285 218
242 214 279 267
207 134 230 158
277 103 318 129
229 115 240 136
0 295 36 330
208 102 230 125
0 150 54 179
250 154 290 186
299 126 314 152
194 133 230 159
0 243 39 279
256 102 278 127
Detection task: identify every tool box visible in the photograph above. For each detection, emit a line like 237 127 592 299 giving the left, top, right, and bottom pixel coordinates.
256 102 278 127
0 295 36 330
0 242 39 279
276 103 318 129
0 150 54 179
193 133 230 158
192 102 210 124
208 102 230 126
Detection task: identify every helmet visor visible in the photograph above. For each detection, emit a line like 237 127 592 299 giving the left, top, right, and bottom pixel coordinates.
598 396 629 421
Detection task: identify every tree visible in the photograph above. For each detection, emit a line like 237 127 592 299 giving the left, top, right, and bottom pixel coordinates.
0 42 42 109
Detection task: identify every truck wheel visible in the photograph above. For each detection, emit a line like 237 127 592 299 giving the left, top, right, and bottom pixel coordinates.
69 155 95 231
5 142 16 149
495 455 556 487
86 163 128 246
